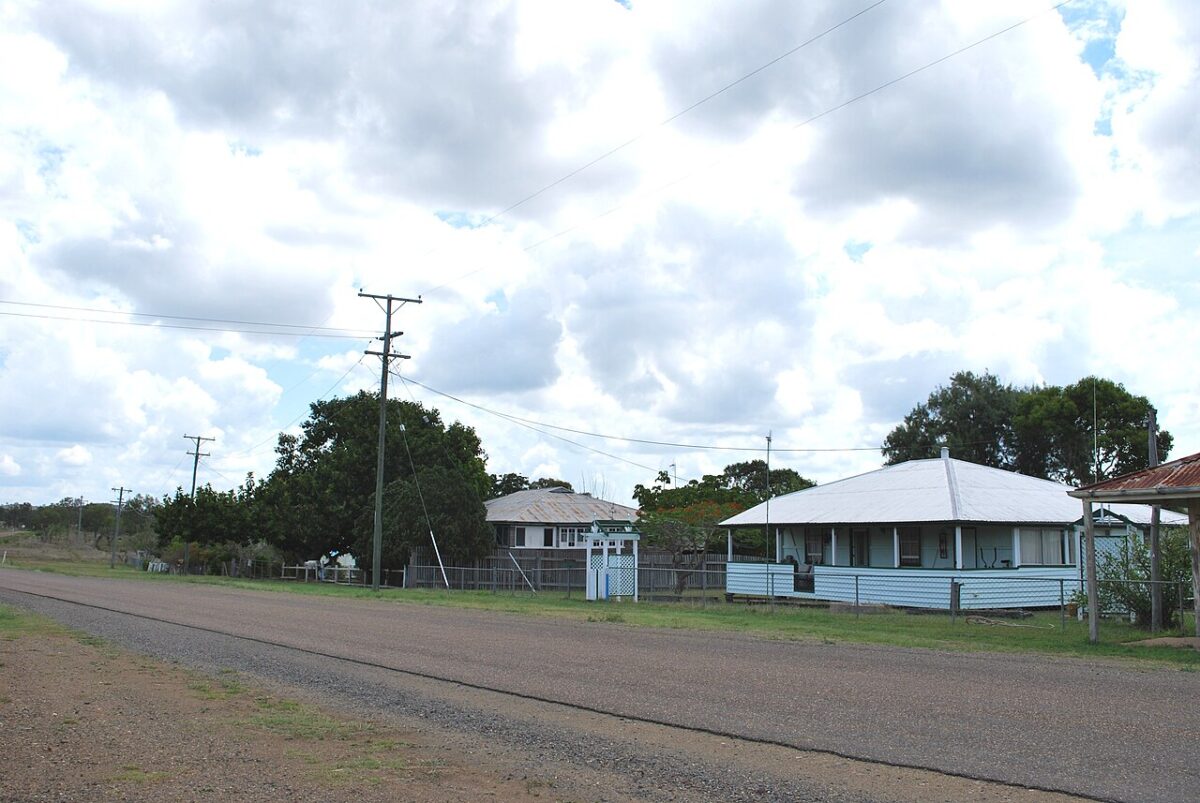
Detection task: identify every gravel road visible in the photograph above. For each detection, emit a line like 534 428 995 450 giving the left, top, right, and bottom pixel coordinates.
2 570 1196 802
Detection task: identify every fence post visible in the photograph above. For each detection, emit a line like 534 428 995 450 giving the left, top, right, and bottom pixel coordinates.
1176 578 1185 633
769 568 775 614
950 579 957 626
701 562 707 609
1060 579 1066 632
855 575 860 620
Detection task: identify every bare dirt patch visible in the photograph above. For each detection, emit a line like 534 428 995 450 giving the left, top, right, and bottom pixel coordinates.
1127 636 1200 650
0 618 557 802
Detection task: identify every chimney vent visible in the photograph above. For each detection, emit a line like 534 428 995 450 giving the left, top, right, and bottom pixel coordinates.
940 446 950 460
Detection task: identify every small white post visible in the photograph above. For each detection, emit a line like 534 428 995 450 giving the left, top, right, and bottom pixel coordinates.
774 527 781 563
954 525 963 570
830 528 838 567
727 529 733 562
893 527 900 568
1012 526 1021 568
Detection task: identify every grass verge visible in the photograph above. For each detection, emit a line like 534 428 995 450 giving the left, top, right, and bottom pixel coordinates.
5 558 1197 668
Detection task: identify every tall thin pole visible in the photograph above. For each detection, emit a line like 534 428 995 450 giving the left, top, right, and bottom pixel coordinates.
1148 407 1162 632
110 486 129 569
765 431 772 563
183 434 214 575
360 291 421 591
76 496 84 544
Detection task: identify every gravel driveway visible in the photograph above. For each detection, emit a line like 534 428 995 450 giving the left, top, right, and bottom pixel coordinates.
2 570 1196 802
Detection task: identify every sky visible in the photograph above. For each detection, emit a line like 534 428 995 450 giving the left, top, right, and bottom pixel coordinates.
1 0 1197 508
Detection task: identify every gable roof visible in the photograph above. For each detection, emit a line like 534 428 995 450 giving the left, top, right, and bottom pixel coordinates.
485 487 638 525
721 453 1187 528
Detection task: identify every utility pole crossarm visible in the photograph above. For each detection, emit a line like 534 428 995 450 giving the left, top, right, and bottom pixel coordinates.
182 434 216 575
110 486 130 570
359 289 423 591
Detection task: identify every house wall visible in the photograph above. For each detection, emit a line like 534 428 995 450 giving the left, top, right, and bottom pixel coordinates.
727 562 1079 609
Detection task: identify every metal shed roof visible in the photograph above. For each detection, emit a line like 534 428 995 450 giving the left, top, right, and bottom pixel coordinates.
485 487 638 525
721 452 1186 528
1070 451 1200 503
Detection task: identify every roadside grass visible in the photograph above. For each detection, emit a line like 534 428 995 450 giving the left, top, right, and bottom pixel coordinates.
248 696 376 741
0 602 65 640
110 766 169 784
6 556 1198 667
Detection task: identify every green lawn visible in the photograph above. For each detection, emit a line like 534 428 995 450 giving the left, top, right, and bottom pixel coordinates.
4 556 1197 668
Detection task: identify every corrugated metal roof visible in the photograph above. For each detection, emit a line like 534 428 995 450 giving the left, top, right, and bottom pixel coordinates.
721 455 1187 527
1072 452 1200 499
485 488 638 525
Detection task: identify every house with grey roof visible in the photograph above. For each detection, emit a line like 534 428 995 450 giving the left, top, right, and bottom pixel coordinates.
486 487 638 550
720 448 1185 609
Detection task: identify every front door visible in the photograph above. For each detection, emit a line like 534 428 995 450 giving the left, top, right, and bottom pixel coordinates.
850 528 869 567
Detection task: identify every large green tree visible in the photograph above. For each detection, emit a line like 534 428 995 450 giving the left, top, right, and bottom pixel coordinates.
258 391 490 566
883 372 1171 484
354 464 493 572
881 371 1019 468
634 461 815 556
157 477 256 550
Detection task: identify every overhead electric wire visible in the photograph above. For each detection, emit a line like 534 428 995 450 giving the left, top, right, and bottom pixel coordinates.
422 0 1074 294
223 351 372 461
419 0 891 270
392 371 661 475
0 309 372 340
399 376 880 454
0 299 375 335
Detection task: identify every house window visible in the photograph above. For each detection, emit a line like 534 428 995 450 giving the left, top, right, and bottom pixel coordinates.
559 527 579 548
514 527 526 548
543 527 554 548
899 527 921 567
1019 528 1070 566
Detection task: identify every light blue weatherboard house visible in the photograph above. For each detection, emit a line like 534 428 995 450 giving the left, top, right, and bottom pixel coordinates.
721 448 1185 610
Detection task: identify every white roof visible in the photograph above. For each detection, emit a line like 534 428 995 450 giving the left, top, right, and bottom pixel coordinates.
485 487 638 525
721 455 1187 528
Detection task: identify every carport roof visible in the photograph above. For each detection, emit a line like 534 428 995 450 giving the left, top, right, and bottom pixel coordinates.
1069 451 1200 504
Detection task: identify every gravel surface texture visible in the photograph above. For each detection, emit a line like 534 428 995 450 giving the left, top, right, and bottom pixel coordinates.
2 570 1195 802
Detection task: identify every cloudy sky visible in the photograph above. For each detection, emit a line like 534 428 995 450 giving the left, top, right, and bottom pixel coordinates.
2 0 1197 508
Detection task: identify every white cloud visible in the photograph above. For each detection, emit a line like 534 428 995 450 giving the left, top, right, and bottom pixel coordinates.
1 0 1197 507
0 454 20 477
56 445 91 467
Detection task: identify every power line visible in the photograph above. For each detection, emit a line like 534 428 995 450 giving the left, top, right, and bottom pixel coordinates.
399 376 879 454
0 309 373 339
418 0 892 288
0 299 375 335
222 351 372 460
393 371 662 475
423 0 1074 293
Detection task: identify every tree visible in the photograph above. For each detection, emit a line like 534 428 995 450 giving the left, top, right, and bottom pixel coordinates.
1095 526 1191 628
1015 378 1172 485
353 464 493 573
257 391 490 564
640 499 747 594
883 372 1172 484
634 462 815 557
157 476 255 553
489 472 530 498
882 371 1018 467
529 477 573 491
